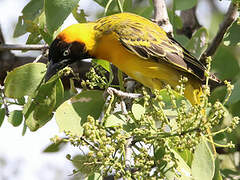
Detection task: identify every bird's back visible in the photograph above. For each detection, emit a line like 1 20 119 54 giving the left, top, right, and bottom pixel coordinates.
93 13 207 82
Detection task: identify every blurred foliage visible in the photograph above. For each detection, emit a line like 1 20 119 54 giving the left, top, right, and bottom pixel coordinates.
0 0 239 179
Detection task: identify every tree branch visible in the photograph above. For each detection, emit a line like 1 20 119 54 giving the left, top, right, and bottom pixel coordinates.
0 44 48 51
152 0 173 36
177 6 201 38
200 2 239 63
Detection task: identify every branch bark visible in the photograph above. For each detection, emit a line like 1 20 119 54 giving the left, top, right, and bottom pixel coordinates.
177 6 201 38
0 44 48 51
200 2 239 63
152 0 173 36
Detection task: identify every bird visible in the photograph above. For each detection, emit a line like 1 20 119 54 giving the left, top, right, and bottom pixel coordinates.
45 12 220 105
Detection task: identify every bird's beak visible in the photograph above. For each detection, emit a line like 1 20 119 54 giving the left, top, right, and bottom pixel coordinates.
45 60 69 82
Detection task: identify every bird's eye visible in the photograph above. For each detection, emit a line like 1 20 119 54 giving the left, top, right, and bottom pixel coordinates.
63 49 70 56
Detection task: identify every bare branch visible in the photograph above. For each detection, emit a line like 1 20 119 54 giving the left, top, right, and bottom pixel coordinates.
0 44 48 51
177 6 201 38
152 0 173 36
200 2 239 63
106 87 143 99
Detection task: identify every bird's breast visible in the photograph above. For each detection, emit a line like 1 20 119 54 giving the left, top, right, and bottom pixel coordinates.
91 33 182 89
90 32 202 104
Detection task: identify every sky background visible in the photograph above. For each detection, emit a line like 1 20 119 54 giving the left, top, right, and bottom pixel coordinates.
0 0 231 179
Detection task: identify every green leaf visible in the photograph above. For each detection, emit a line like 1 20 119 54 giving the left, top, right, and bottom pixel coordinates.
87 173 102 180
45 0 80 33
213 158 223 180
132 104 145 120
17 97 26 105
171 150 192 180
175 34 189 47
72 155 101 176
168 10 183 30
8 110 23 127
221 169 240 179
92 59 111 72
185 27 209 59
94 0 109 7
24 102 52 131
72 7 87 23
38 12 54 44
0 108 5 127
138 6 154 19
56 90 104 136
158 89 190 109
23 78 63 131
13 0 44 38
4 63 46 98
212 45 240 80
174 14 183 29
174 0 198 10
226 79 240 105
43 141 67 152
24 97 53 131
23 96 37 119
26 32 42 44
13 16 28 38
123 0 132 11
32 80 58 121
177 149 193 167
209 86 227 104
22 0 44 21
105 114 126 127
154 147 165 162
55 79 65 109
25 111 43 131
224 22 240 46
22 123 27 136
191 138 215 180
229 100 240 119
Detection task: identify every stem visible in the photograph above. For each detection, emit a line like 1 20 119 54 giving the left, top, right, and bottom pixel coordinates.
80 137 99 151
205 137 233 148
117 0 124 13
104 0 113 15
134 127 201 141
105 92 114 117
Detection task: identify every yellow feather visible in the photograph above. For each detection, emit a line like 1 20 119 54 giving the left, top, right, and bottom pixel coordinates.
57 12 205 104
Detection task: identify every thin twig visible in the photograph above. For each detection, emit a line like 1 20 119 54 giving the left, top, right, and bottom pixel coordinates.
0 44 49 51
200 2 239 63
33 49 49 63
80 137 99 151
152 0 173 36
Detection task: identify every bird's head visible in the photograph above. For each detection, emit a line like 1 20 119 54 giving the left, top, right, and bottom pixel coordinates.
45 23 96 81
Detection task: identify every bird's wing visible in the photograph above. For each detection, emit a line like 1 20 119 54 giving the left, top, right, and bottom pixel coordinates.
95 13 206 81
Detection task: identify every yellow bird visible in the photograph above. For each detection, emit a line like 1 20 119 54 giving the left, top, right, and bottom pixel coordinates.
45 12 219 105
